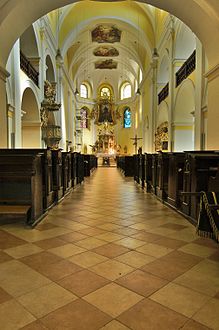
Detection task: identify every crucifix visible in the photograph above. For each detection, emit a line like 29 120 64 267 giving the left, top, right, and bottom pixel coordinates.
130 134 143 154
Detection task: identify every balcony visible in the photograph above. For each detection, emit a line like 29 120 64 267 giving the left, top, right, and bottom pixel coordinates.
20 51 39 87
158 83 169 105
176 50 196 87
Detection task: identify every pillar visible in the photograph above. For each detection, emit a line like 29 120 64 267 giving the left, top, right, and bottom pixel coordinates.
205 66 219 150
0 66 10 148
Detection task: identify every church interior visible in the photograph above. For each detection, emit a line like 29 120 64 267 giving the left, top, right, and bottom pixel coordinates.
0 0 219 329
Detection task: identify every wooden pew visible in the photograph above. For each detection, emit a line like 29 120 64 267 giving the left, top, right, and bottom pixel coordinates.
167 152 185 209
84 155 97 177
0 149 55 211
76 153 84 184
144 153 152 192
156 152 169 201
139 154 145 188
51 150 64 202
117 156 134 176
0 154 44 224
62 152 72 195
151 153 158 195
180 152 219 224
133 154 140 183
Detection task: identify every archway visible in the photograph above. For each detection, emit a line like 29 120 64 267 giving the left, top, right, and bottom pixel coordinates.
173 80 195 151
21 87 41 148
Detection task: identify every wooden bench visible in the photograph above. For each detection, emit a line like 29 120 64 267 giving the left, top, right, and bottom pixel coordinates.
0 205 31 221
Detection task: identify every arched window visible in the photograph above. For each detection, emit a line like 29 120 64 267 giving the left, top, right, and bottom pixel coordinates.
124 107 131 128
121 83 132 100
80 107 88 128
80 84 88 98
100 87 111 98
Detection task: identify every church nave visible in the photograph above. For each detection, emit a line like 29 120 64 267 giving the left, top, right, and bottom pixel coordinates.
0 167 218 330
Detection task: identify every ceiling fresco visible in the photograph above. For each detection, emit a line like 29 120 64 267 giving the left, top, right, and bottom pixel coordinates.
93 46 119 57
95 59 118 69
91 24 121 43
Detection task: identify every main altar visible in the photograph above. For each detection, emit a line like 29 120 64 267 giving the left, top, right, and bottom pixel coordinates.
91 90 121 165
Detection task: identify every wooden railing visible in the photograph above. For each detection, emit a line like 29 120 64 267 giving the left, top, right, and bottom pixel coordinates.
158 82 169 105
20 51 39 87
176 50 196 87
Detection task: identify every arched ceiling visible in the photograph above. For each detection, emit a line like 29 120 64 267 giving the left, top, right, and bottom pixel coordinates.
0 0 219 71
56 1 153 97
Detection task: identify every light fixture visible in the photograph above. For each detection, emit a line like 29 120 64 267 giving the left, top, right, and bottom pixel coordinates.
136 87 141 95
55 48 63 65
74 87 79 96
152 48 159 60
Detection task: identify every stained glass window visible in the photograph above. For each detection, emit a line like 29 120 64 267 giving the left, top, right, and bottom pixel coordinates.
124 107 131 128
80 84 88 98
80 107 88 128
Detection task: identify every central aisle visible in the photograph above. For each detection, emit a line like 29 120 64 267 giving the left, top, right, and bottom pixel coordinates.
0 168 218 329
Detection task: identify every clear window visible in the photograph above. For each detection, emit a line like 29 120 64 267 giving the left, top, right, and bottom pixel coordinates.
80 84 88 98
121 83 131 100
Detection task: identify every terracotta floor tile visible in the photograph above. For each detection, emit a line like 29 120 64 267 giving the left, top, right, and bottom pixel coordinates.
150 282 210 317
142 250 202 281
93 243 130 258
95 232 125 242
79 227 107 236
178 242 217 258
0 300 36 329
40 299 111 330
136 242 173 258
75 237 108 249
48 243 86 258
159 223 187 230
20 251 63 269
4 243 43 259
181 319 212 329
154 237 186 249
0 260 51 297
113 227 139 236
18 282 76 318
35 259 83 281
115 251 155 268
34 237 67 249
208 250 219 262
117 298 188 330
0 230 27 249
116 269 168 297
69 251 108 268
35 223 58 231
0 250 13 263
116 237 145 249
90 259 134 281
131 232 163 242
20 320 48 330
193 298 219 329
58 269 109 297
99 320 130 330
84 283 143 317
0 286 12 304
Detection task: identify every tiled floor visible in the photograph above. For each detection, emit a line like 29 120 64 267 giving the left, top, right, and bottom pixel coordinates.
0 168 219 330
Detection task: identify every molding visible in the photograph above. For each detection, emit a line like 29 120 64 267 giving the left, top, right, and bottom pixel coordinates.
22 121 42 127
205 64 219 82
0 66 10 82
7 104 15 118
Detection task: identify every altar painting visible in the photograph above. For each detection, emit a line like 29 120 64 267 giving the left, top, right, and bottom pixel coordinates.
91 25 121 43
95 59 117 69
93 46 119 57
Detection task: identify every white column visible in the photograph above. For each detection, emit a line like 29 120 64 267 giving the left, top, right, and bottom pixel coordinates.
194 38 204 150
205 66 219 150
13 40 22 147
0 66 10 147
151 60 158 152
168 25 174 151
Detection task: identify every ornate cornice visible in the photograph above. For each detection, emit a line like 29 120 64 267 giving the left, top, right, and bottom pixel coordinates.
0 66 10 82
205 64 219 82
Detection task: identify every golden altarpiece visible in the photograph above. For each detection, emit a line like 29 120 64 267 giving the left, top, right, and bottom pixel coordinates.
91 87 121 156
